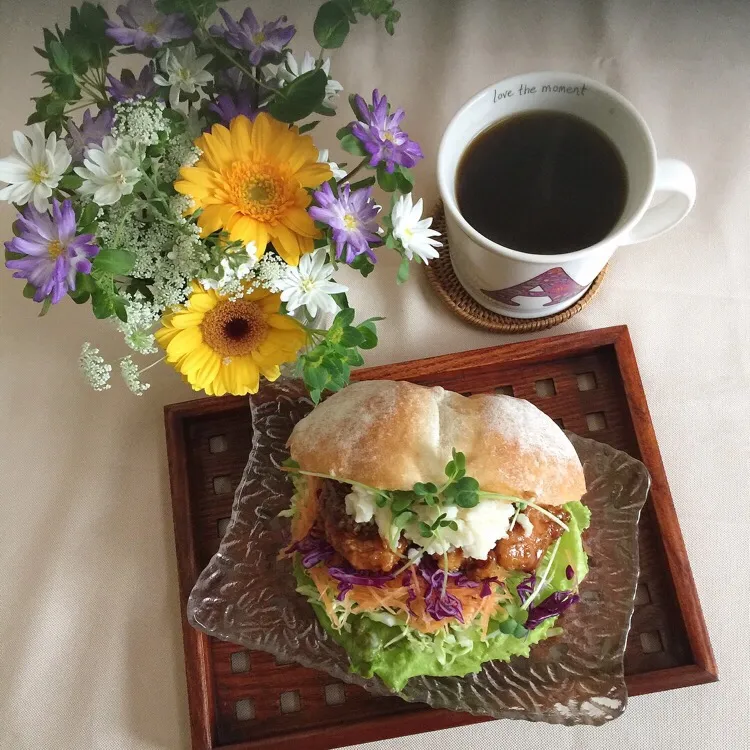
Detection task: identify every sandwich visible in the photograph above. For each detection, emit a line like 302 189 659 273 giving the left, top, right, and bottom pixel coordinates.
281 380 590 691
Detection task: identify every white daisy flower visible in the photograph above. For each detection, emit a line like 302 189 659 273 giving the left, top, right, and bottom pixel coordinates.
317 149 347 182
278 51 343 108
74 137 141 206
0 124 71 211
391 193 442 263
153 43 213 110
276 247 348 317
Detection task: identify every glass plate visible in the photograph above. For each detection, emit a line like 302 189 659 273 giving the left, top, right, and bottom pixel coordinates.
187 379 650 726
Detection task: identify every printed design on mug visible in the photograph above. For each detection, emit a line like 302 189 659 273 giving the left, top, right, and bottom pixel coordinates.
481 267 586 307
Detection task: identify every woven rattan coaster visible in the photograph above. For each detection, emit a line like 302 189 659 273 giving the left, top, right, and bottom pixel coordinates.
424 204 607 333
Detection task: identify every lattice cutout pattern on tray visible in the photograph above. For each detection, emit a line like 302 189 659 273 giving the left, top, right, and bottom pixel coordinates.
180 351 691 745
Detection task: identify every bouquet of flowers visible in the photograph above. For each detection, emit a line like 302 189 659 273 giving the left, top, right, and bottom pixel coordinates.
1 0 440 400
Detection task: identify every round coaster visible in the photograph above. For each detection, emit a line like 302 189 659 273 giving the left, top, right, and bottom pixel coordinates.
424 204 608 333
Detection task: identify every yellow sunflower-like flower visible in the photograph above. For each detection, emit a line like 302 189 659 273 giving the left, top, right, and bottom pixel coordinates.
155 283 306 396
174 113 332 265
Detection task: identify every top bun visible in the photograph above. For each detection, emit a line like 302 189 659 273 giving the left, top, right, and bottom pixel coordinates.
288 380 585 506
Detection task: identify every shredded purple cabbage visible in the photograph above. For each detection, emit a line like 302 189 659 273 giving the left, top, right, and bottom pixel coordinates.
480 576 499 598
516 574 536 604
525 590 581 630
402 570 418 615
418 556 464 623
286 533 334 569
328 566 394 601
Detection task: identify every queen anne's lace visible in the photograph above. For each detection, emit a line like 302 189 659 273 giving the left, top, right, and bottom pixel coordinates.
79 343 112 391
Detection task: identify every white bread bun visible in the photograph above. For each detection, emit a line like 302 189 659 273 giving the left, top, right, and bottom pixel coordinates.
288 380 585 506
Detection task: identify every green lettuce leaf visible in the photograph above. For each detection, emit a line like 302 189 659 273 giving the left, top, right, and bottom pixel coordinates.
294 500 590 692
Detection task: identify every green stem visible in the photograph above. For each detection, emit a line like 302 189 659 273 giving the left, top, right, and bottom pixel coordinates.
194 22 284 98
337 156 369 186
138 356 166 376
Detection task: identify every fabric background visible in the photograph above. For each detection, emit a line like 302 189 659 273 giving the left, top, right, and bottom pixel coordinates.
0 1 747 748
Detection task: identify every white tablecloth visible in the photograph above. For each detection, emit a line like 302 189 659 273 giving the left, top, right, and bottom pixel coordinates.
1 1 748 748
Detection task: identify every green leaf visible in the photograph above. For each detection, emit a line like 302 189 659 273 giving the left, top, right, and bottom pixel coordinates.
339 325 364 347
38 297 52 317
23 283 37 299
335 124 351 140
357 320 378 349
332 307 356 329
78 201 99 227
91 289 114 319
331 291 349 309
314 1 351 48
303 363 328 392
298 120 320 134
58 173 83 191
412 482 428 496
26 112 46 126
52 74 79 101
418 522 433 538
396 256 410 284
375 494 388 508
444 459 456 478
390 493 414 513
454 451 466 471
309 388 322 404
456 476 479 492
93 248 135 275
393 510 415 530
376 164 399 192
343 349 364 366
396 166 414 193
446 520 459 531
442 484 458 502
332 0 358 23
349 253 375 277
49 40 72 73
114 297 128 322
339 133 368 156
349 176 376 191
498 618 518 635
455 491 479 509
314 104 337 117
268 68 327 123
68 289 90 304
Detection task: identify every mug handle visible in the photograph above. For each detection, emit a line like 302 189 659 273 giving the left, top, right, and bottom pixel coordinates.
621 158 696 245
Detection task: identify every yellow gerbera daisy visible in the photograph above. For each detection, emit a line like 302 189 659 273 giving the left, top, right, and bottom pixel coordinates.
174 113 332 265
155 283 306 397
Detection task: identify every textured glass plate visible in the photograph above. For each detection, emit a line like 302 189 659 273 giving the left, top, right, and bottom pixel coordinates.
187 379 650 726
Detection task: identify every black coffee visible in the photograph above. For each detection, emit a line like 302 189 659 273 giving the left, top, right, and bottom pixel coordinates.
456 111 628 255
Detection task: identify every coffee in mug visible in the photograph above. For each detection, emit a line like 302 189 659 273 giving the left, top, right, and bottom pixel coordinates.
456 111 628 255
438 72 696 319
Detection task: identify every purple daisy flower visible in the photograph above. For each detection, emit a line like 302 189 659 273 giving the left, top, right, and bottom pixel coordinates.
106 63 158 102
106 0 192 52
350 89 424 173
309 182 381 264
208 93 263 125
5 199 99 304
210 7 295 66
65 109 115 163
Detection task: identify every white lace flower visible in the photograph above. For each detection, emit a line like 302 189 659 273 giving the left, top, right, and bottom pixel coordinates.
154 43 213 110
276 247 347 317
0 124 71 211
278 51 343 107
79 342 112 391
317 149 346 181
391 193 442 263
74 137 141 206
119 355 150 396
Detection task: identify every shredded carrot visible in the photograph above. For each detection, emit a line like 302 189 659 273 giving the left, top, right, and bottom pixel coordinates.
291 476 321 542
310 565 508 634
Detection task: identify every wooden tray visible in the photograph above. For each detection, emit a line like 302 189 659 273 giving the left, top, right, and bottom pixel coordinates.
164 325 717 750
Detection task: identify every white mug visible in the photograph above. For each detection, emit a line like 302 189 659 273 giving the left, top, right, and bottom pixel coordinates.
437 72 696 319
